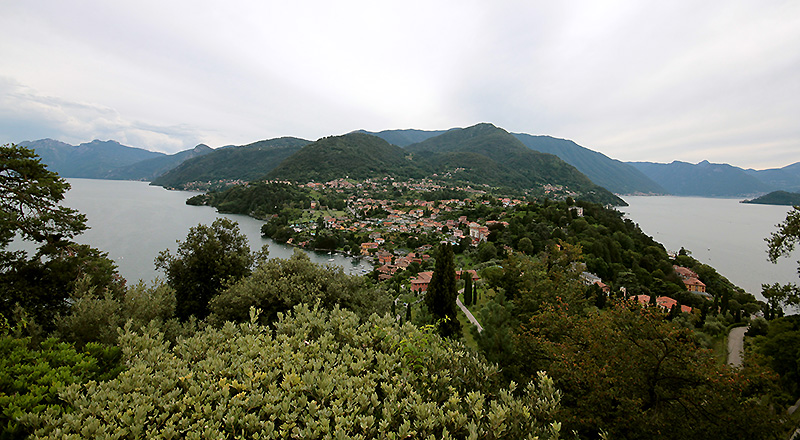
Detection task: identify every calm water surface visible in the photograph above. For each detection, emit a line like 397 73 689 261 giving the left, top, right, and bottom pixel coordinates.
38 179 369 283
621 196 799 300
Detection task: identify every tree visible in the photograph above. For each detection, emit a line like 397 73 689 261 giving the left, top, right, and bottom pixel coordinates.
464 274 473 306
208 251 389 326
1 144 121 331
0 144 87 253
516 302 786 439
518 237 534 255
155 218 259 321
764 206 800 312
424 243 461 338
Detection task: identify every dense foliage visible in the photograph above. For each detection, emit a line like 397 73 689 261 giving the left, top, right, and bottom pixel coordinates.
0 332 121 439
1 144 123 332
186 182 311 219
518 302 784 439
267 133 423 183
743 190 800 206
155 218 261 321
151 137 309 189
32 305 563 440
208 252 389 325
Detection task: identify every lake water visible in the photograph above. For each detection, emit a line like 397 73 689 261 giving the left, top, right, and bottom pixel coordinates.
621 196 799 300
14 179 370 283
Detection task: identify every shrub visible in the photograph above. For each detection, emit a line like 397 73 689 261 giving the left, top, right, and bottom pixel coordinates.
33 305 562 439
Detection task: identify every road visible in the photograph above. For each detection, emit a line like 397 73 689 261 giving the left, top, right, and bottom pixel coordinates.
727 326 746 367
456 294 483 333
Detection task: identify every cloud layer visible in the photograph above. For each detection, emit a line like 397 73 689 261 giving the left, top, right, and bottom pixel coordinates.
1 1 798 168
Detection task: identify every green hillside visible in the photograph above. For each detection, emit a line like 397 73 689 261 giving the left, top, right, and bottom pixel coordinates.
513 133 666 195
742 190 800 206
265 133 423 182
405 123 625 205
151 137 309 189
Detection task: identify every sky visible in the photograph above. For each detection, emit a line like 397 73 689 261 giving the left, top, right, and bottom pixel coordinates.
1 1 798 170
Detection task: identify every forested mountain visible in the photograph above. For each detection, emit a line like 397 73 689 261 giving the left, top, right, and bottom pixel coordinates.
104 144 213 180
152 137 310 189
404 123 625 205
629 160 773 197
746 162 800 193
266 133 423 182
18 138 164 178
512 133 666 195
355 128 448 146
359 128 663 195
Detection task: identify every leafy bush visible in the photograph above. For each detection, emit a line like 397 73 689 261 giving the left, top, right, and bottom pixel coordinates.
56 278 190 347
33 304 562 439
0 335 121 438
208 252 390 325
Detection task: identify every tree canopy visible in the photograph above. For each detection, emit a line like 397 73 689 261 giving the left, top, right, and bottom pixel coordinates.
0 144 87 251
155 218 261 320
31 304 563 440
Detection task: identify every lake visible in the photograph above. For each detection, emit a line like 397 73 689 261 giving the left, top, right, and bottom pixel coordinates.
12 180 797 301
621 196 799 300
22 179 371 283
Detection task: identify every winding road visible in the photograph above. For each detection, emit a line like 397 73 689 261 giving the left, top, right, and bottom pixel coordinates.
456 293 483 333
727 326 746 367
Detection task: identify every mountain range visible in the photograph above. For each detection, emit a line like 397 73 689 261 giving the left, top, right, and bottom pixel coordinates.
628 160 800 197
16 124 800 200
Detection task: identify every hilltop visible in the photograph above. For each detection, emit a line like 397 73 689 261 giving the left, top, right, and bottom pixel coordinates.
152 137 310 189
261 124 624 205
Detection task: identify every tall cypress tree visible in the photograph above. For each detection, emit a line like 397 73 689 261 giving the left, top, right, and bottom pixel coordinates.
424 243 462 338
464 274 473 306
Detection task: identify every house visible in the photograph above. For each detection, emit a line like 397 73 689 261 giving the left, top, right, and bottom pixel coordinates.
469 222 490 243
360 242 379 256
410 271 433 293
631 295 693 313
673 265 706 293
376 250 393 265
456 269 480 282
683 277 707 293
580 271 610 293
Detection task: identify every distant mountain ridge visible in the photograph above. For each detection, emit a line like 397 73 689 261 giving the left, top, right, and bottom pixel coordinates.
511 134 666 195
22 124 798 200
19 139 165 178
105 144 213 181
629 160 800 197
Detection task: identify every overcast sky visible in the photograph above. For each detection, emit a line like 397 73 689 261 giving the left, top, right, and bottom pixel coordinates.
1 1 798 169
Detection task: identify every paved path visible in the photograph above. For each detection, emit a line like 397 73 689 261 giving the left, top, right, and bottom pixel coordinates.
727 326 747 367
456 292 483 333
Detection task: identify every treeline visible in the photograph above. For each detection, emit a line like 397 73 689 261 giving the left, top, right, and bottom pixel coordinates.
187 182 311 219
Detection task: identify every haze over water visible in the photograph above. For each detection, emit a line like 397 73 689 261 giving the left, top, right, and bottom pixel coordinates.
621 196 799 301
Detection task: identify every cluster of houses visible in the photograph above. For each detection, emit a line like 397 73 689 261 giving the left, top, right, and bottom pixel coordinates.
580 265 709 314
